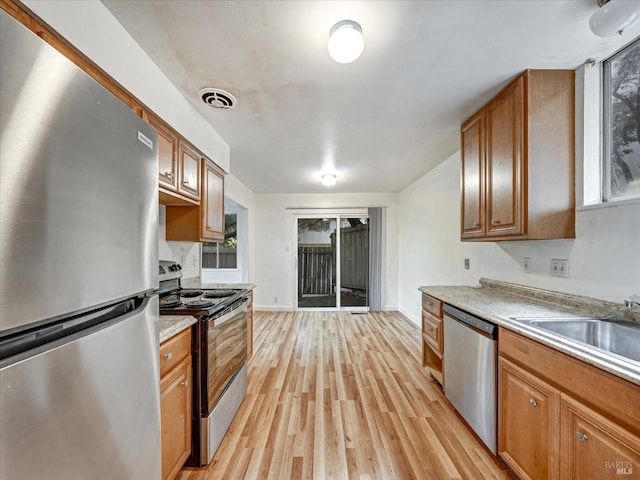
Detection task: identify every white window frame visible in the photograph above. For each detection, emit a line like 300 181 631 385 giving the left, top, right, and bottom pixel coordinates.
602 38 640 203
202 213 238 271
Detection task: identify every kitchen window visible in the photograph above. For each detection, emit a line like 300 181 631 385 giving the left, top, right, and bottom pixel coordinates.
603 37 640 202
202 214 237 269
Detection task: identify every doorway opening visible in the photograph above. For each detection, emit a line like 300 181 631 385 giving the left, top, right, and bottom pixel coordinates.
295 214 369 311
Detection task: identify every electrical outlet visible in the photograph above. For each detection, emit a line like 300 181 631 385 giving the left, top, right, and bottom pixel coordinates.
464 258 470 270
551 259 569 278
523 257 532 273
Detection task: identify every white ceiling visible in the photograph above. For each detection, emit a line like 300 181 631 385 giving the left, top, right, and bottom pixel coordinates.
101 0 640 194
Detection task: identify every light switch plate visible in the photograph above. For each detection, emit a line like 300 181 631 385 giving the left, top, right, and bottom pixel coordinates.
551 258 569 278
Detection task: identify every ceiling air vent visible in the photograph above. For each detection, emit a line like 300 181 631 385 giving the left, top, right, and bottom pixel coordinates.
198 88 237 110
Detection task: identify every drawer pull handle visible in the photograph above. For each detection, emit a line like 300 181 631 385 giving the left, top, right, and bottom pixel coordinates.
164 352 173 360
529 398 537 407
576 432 588 442
181 380 189 387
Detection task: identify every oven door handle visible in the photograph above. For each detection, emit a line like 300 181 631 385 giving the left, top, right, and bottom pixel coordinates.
208 297 249 325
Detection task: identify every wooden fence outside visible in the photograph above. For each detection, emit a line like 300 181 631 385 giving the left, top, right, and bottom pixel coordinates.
298 246 334 295
298 223 369 296
334 224 369 290
202 245 237 269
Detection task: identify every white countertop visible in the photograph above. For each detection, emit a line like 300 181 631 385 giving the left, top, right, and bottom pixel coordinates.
419 278 640 386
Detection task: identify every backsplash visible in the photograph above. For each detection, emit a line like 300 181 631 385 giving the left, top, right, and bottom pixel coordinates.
158 205 201 278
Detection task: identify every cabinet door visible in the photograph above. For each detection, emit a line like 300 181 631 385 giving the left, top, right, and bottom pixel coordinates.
486 76 525 237
461 110 485 238
561 395 640 480
178 141 201 201
161 358 192 480
498 357 560 480
144 111 178 190
201 158 225 241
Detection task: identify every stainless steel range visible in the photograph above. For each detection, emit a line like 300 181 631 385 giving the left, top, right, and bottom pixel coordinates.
158 260 249 466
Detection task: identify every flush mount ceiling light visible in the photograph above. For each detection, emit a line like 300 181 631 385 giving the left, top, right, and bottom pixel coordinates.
328 20 364 64
589 0 640 37
321 174 337 186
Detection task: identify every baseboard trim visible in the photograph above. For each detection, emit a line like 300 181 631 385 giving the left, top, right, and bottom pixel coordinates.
399 307 420 326
254 305 295 312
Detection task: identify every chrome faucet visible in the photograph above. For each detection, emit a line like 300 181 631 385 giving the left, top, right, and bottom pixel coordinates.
624 298 640 309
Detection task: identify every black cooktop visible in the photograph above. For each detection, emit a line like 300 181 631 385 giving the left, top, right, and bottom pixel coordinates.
159 288 244 316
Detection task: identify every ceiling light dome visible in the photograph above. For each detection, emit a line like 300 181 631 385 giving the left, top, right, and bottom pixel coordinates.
321 174 337 186
328 20 364 64
589 0 640 37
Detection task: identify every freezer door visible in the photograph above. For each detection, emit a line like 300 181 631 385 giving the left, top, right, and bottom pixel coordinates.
0 296 161 480
0 11 158 334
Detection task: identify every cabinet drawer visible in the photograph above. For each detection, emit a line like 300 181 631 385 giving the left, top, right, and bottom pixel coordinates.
422 294 442 318
160 328 191 378
422 309 442 352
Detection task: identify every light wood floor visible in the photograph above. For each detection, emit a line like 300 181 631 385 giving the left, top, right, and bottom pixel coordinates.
177 311 516 480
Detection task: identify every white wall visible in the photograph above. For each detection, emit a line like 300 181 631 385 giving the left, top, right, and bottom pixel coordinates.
23 0 230 172
398 152 640 325
254 193 399 310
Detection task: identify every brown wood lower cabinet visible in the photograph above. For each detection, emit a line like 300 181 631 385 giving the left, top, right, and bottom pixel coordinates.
160 329 193 480
421 293 443 386
498 357 560 480
247 290 254 358
560 396 640 479
498 327 640 480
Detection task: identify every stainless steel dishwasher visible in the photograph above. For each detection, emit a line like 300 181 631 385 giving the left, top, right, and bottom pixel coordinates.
443 304 498 454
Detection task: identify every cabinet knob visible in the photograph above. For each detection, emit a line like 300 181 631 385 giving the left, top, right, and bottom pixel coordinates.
473 221 479 227
576 432 588 442
529 398 537 407
183 178 189 185
164 352 173 360
181 380 189 387
163 171 173 179
491 219 501 225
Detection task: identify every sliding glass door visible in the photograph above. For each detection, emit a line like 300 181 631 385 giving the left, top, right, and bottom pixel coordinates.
295 214 369 310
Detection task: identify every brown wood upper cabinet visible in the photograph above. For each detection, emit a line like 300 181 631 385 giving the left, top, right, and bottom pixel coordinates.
177 140 201 202
143 111 179 192
165 157 225 242
143 111 201 205
461 70 575 241
201 158 225 241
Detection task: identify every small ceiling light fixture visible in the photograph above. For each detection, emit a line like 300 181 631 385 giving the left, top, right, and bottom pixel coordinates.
589 0 640 37
321 173 337 186
328 20 364 64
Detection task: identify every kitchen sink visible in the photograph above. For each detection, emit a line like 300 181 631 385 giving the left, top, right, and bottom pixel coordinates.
511 317 640 364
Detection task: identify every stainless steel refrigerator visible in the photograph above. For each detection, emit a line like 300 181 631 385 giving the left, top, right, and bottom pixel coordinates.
0 10 162 479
